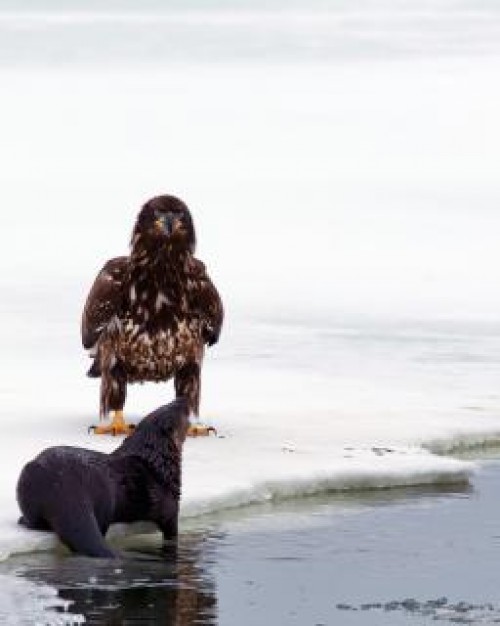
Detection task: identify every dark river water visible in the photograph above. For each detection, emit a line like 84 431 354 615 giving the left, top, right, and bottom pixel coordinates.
2 458 500 625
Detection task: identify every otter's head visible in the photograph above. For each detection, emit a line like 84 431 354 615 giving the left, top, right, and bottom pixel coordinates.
138 398 190 448
112 398 190 490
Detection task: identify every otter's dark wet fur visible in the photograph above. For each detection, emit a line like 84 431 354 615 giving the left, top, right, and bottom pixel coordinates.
16 399 189 558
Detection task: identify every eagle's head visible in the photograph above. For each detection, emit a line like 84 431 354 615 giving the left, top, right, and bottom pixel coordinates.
132 195 196 255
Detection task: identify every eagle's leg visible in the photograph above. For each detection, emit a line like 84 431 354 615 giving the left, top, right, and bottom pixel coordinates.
90 363 135 436
174 363 215 437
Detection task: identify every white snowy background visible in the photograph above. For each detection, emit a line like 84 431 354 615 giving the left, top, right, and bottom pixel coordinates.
0 0 500 557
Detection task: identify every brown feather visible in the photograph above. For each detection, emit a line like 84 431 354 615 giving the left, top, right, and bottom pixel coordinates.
81 256 128 350
81 195 223 418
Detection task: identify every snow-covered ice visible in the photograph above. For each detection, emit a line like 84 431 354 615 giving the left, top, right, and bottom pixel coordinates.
1 1 500 559
3 307 500 557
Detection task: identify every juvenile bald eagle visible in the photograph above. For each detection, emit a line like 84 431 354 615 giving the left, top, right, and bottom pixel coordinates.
81 195 223 436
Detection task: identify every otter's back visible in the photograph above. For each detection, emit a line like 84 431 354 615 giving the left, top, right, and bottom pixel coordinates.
17 446 114 525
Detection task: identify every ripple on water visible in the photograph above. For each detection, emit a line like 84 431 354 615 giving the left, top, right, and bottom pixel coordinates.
337 597 500 624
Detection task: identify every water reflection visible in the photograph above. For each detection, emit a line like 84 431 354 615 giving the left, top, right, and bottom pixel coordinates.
1 533 218 625
0 480 477 625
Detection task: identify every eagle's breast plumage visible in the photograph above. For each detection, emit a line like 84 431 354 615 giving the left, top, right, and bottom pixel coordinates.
104 257 209 383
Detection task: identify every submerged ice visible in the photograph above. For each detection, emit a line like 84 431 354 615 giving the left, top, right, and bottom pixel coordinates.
0 575 84 625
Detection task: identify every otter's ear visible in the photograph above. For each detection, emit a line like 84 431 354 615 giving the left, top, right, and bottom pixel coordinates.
158 422 175 438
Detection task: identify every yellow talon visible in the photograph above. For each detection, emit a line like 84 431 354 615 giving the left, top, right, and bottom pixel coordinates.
187 423 217 437
89 410 136 436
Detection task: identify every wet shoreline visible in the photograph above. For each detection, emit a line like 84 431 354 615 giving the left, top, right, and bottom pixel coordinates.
2 457 500 624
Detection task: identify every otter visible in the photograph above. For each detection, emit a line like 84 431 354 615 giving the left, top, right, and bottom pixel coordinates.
16 398 189 558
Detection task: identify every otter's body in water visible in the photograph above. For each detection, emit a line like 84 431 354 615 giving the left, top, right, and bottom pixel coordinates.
16 399 189 558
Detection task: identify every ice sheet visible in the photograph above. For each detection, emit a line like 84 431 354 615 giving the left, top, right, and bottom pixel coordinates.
1 3 500 558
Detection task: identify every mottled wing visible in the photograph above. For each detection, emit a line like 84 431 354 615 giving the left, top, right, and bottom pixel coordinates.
190 260 224 346
81 256 129 350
